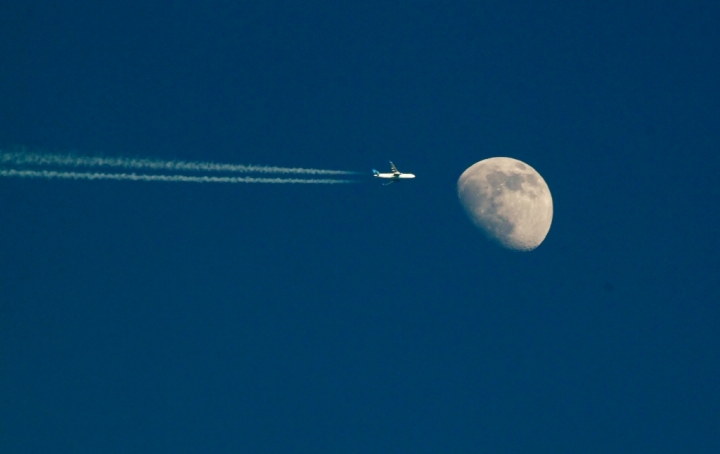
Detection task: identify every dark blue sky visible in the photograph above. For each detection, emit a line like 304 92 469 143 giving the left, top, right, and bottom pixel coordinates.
2 1 719 452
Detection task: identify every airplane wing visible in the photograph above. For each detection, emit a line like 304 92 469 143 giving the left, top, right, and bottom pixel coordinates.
383 179 397 186
389 161 400 175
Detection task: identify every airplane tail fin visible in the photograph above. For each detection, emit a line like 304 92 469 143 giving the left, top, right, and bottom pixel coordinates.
372 169 379 177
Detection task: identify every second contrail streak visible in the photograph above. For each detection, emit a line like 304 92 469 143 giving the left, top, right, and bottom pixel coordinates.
0 169 356 184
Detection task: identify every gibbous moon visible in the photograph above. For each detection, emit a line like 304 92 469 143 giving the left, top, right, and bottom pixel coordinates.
457 157 553 251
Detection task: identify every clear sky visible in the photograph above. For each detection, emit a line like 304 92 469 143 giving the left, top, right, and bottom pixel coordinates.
1 1 719 452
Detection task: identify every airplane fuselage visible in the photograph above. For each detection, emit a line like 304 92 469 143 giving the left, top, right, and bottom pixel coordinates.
373 172 416 180
372 162 415 185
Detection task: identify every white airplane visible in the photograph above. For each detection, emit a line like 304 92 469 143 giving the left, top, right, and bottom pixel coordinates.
372 161 416 185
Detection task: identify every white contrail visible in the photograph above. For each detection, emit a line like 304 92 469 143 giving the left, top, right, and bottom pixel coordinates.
0 151 360 175
0 169 355 184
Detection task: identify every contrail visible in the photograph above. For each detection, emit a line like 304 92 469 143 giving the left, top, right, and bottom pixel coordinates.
0 169 355 184
0 151 360 175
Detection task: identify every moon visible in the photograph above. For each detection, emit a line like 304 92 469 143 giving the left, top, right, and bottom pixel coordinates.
457 157 553 251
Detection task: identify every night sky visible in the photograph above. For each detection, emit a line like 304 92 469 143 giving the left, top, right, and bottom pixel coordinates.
2 1 719 452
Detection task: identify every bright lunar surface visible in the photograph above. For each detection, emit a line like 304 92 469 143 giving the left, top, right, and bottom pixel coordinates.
457 157 553 251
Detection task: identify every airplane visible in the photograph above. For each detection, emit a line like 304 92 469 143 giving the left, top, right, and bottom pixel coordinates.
372 161 416 185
